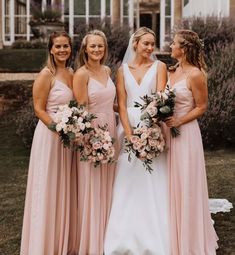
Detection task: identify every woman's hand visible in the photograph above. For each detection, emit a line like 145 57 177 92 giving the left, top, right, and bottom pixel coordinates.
165 116 182 128
125 133 133 141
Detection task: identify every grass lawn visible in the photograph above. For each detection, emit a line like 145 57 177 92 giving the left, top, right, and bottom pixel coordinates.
0 116 234 255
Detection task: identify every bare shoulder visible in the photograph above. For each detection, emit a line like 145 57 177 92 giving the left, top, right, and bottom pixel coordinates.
188 68 207 89
104 65 111 75
74 66 89 80
189 68 206 82
39 67 53 78
157 60 167 71
117 65 124 74
34 67 53 85
67 67 74 74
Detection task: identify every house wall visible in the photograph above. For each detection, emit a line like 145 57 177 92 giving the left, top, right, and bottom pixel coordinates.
183 0 230 17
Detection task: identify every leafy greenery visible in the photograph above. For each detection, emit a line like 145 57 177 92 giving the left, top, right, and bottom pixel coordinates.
11 40 47 49
29 8 63 26
0 49 46 72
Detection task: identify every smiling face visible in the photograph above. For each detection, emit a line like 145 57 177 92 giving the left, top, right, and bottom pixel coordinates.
170 35 184 59
85 35 106 63
135 33 155 59
50 35 72 64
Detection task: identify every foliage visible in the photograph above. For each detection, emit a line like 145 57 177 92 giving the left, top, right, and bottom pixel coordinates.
11 40 47 49
29 7 63 26
15 100 38 148
0 49 46 72
199 43 235 148
176 16 235 54
0 81 37 148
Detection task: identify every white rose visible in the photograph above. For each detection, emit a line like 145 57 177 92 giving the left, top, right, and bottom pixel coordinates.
56 124 62 132
85 122 91 128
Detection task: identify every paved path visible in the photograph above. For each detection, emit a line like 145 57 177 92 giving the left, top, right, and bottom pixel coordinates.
0 73 38 81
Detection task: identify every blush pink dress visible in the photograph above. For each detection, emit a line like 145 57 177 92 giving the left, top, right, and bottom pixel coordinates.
73 76 117 255
20 80 76 255
167 79 218 255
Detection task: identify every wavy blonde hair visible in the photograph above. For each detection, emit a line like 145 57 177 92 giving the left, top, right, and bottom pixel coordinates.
76 30 108 69
175 29 206 71
46 31 72 74
132 27 156 51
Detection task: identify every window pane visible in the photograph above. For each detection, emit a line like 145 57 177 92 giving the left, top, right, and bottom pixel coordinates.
74 0 85 15
74 17 86 26
165 0 171 16
89 0 100 15
64 1 69 15
15 17 27 34
123 1 128 15
106 0 110 15
184 0 189 6
5 0 10 15
165 17 171 35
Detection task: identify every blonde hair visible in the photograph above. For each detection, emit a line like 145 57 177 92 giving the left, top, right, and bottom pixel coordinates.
175 29 206 71
132 27 156 51
46 31 72 74
76 30 108 68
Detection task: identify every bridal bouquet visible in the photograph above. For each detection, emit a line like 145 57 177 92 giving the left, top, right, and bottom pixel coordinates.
134 85 180 137
79 124 116 167
48 100 96 148
124 125 165 173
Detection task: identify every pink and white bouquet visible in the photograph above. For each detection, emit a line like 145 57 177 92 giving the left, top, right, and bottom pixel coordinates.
79 124 116 167
134 84 180 137
48 100 96 148
124 125 165 173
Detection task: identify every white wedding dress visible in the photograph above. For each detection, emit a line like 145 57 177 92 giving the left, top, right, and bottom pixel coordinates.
104 61 170 255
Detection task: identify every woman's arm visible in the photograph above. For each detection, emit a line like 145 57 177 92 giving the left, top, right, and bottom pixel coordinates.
116 67 133 138
165 69 208 128
156 61 167 91
33 68 53 126
73 67 89 105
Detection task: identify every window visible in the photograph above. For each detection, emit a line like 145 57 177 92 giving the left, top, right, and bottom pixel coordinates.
184 0 189 6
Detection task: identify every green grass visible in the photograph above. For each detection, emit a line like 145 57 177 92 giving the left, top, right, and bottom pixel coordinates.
0 118 29 255
0 116 234 254
205 150 235 254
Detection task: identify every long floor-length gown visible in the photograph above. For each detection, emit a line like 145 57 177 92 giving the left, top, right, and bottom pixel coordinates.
74 75 117 255
20 80 75 255
167 79 218 255
104 61 170 255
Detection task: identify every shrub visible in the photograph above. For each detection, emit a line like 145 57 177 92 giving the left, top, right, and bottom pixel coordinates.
0 81 37 148
199 43 235 148
177 16 235 54
12 40 47 49
29 7 63 26
0 49 46 72
15 100 38 148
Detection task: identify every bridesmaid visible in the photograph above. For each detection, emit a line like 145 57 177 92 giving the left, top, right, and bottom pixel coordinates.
20 31 75 255
72 30 117 254
165 29 218 254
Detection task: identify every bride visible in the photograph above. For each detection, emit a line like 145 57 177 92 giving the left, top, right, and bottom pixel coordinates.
104 27 170 255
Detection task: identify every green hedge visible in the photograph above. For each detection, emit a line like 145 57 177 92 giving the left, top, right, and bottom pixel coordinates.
0 49 46 72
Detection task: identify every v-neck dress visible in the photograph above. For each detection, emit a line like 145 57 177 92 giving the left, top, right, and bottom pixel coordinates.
20 80 75 255
166 79 218 255
71 75 117 255
104 61 170 255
